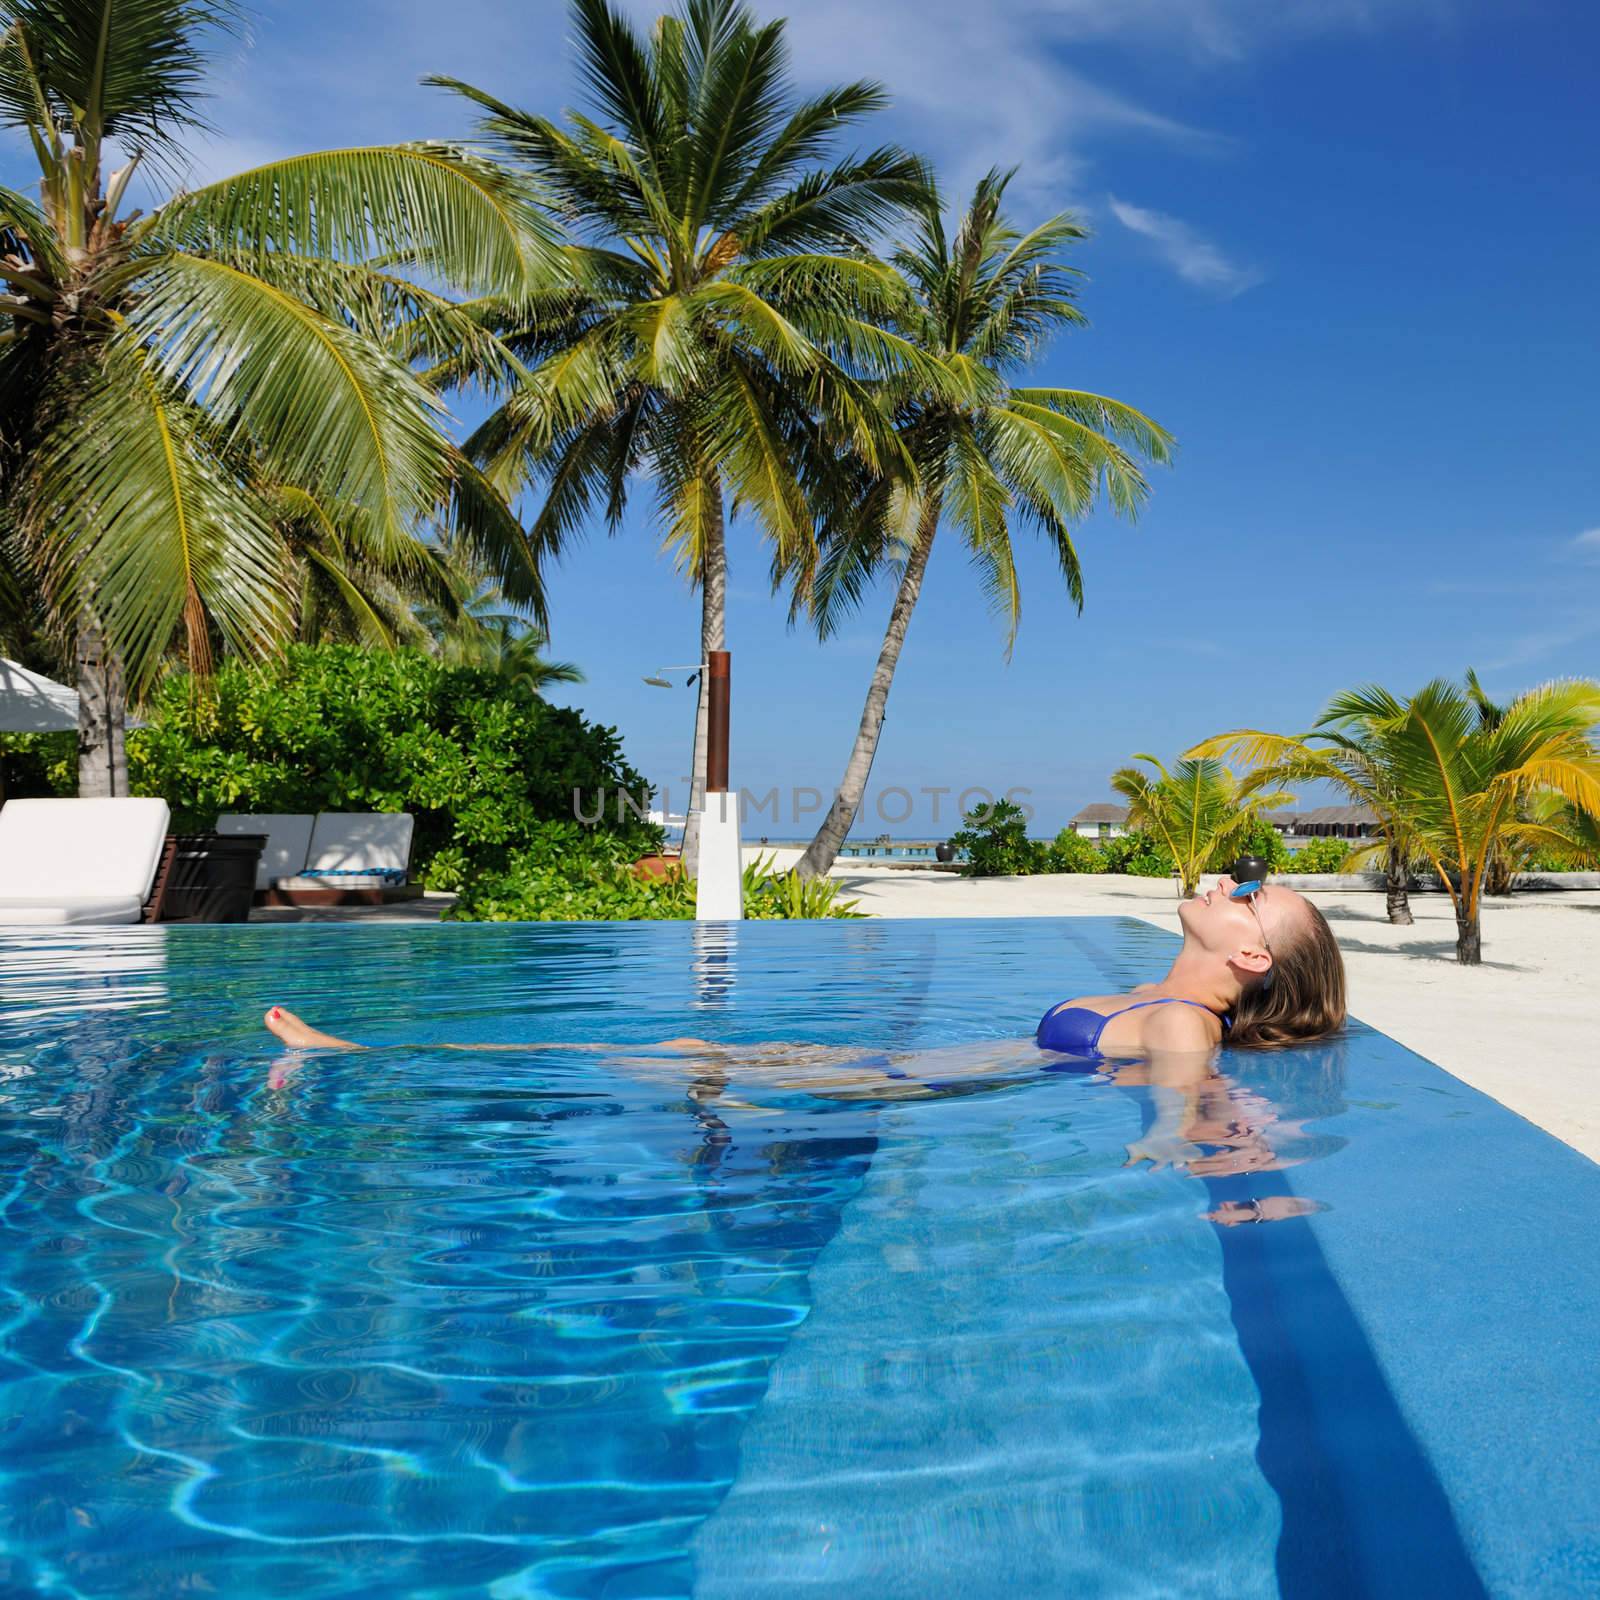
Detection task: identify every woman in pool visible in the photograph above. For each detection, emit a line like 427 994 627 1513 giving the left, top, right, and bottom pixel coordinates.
264 873 1344 1222
265 871 1345 1063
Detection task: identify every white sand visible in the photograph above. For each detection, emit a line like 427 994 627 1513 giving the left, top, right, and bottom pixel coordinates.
808 864 1600 1162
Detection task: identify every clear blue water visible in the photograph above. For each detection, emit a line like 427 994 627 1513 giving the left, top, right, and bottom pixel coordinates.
1 919 1597 1598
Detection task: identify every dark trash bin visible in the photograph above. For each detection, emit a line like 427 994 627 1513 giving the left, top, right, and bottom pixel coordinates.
935 842 957 863
161 833 266 923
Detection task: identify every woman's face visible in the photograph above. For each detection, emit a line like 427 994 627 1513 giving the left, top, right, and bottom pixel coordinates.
1179 875 1303 970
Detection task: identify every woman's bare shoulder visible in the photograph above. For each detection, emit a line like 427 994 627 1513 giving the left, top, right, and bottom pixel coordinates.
1139 1002 1221 1052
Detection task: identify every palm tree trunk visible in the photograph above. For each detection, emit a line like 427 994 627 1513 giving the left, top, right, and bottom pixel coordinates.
1385 838 1413 925
1455 869 1482 964
680 479 726 880
797 496 941 882
75 614 128 798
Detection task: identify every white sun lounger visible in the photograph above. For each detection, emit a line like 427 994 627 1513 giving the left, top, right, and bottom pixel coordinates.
216 813 316 891
264 812 417 904
0 797 172 925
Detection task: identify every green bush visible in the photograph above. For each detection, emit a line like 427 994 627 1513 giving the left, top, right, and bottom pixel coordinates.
741 856 864 919
128 646 658 887
1100 829 1177 878
1216 815 1291 873
1287 836 1352 874
444 824 695 920
950 798 1046 877
0 732 75 800
1044 828 1108 874
447 840 864 921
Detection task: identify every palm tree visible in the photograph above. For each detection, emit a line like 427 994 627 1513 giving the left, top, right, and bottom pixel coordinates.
0 0 564 795
427 0 929 871
1110 755 1291 897
792 173 1173 881
1192 694 1424 925
1205 678 1600 962
417 558 584 695
1372 677 1600 963
1524 791 1600 869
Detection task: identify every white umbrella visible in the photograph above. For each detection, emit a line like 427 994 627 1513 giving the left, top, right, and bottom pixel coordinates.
0 658 81 734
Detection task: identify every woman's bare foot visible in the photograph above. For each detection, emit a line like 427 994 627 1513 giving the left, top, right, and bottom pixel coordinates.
264 1007 362 1051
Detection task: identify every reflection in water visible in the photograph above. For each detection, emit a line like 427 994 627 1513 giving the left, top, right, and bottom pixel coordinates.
0 922 1364 1597
690 921 737 1010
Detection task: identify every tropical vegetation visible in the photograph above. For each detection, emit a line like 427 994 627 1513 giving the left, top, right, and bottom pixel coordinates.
429 0 930 875
1197 675 1600 964
1191 692 1430 926
1109 755 1291 897
125 645 655 887
0 0 561 795
793 172 1173 881
447 843 862 921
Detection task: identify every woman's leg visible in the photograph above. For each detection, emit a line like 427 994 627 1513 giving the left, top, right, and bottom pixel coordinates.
264 1007 719 1055
266 1008 363 1050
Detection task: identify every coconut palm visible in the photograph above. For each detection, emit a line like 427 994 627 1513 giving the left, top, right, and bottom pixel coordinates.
1109 755 1291 897
1191 695 1424 925
416 560 584 695
792 172 1173 880
1362 678 1600 963
427 0 931 870
0 0 564 795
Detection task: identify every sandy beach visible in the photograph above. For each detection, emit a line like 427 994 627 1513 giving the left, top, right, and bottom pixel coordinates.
768 856 1600 1162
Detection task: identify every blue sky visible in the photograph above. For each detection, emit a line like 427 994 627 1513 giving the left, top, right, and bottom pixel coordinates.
11 0 1599 832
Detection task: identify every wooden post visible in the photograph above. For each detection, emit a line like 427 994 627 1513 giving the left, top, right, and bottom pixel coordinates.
706 650 730 793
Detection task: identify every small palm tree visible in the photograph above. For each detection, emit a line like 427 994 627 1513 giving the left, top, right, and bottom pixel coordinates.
793 172 1173 880
1372 677 1600 963
1110 755 1291 896
0 0 563 794
428 0 929 870
419 563 584 696
1192 694 1424 925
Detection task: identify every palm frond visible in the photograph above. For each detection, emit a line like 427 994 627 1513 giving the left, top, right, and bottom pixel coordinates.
0 0 236 164
146 143 567 295
22 342 287 685
126 251 456 559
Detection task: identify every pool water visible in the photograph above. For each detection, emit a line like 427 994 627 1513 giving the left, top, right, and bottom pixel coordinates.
0 919 1596 1598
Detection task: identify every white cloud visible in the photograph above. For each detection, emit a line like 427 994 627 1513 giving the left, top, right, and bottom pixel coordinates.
1108 195 1264 295
1571 528 1600 558
45 0 1443 217
1482 615 1600 672
0 0 1446 247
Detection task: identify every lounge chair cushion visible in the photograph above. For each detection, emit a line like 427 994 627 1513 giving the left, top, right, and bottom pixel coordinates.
302 813 415 877
0 895 145 925
0 797 170 913
216 813 315 890
272 871 406 892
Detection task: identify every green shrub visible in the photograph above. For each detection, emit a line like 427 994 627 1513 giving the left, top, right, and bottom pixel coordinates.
1044 828 1108 874
447 841 864 921
1100 829 1177 878
0 732 75 800
1287 837 1352 874
1216 815 1291 873
128 645 658 887
950 798 1046 877
742 856 864 919
444 824 696 920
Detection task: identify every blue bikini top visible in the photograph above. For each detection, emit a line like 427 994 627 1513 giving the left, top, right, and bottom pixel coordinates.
1036 996 1228 1057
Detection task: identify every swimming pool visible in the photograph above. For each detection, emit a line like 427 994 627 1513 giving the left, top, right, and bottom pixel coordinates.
0 918 1595 1597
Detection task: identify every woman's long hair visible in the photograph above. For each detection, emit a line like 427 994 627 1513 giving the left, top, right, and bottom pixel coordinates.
1228 899 1347 1049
